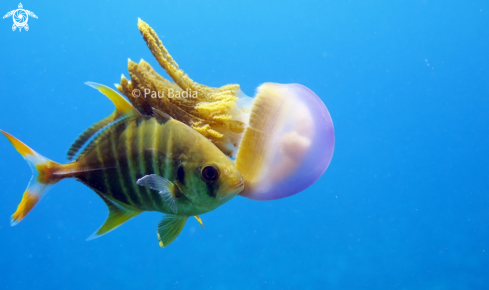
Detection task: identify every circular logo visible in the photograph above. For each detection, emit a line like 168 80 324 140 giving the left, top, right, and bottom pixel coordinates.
132 89 141 98
13 9 28 26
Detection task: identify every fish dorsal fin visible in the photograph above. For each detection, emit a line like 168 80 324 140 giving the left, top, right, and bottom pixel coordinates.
152 108 172 122
157 214 188 247
86 82 141 118
87 193 141 240
67 117 117 161
67 82 142 161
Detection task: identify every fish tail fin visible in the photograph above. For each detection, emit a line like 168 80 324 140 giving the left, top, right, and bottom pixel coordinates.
1 130 64 226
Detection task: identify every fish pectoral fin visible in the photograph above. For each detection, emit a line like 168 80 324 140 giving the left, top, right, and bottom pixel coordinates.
157 214 188 248
87 194 141 240
136 174 178 214
194 215 205 229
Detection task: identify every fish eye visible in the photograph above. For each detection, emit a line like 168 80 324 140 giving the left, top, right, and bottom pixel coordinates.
201 165 220 183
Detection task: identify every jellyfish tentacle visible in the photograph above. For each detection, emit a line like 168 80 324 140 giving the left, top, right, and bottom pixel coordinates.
137 18 203 98
117 19 247 157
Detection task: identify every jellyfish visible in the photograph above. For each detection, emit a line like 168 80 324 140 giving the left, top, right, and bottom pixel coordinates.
233 83 334 200
116 19 334 200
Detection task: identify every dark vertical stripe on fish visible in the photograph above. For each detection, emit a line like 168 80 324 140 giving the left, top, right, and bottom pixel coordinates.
136 119 155 209
94 140 113 199
130 120 146 206
144 148 163 210
141 122 160 210
176 164 185 185
121 122 141 206
83 170 108 194
112 122 134 205
107 125 125 205
151 119 164 211
164 128 173 180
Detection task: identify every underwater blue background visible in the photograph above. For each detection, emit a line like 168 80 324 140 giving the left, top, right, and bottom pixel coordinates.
1 0 488 289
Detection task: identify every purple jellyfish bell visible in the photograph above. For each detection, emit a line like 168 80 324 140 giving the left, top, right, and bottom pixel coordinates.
234 83 334 200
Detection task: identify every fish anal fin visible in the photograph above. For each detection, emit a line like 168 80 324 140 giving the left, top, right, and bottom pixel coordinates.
88 194 141 240
157 214 188 247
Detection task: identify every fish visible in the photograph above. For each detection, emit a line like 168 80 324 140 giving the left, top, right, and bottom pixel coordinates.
1 82 244 247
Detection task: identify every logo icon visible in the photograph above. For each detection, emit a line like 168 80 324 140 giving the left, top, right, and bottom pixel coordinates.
3 3 37 32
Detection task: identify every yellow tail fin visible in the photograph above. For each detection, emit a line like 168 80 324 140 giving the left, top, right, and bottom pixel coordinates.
1 130 62 225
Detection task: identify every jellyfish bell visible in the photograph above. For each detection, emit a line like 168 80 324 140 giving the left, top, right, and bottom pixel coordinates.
231 83 334 200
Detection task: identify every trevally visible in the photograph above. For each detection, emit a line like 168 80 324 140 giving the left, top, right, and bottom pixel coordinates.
1 82 244 247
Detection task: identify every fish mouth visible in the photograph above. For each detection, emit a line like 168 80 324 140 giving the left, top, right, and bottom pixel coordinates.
231 177 245 190
216 177 244 200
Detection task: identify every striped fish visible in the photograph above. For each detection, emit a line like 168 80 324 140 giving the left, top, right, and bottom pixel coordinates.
1 83 244 247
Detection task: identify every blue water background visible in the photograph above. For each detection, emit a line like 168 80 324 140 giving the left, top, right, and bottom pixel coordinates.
1 0 488 289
